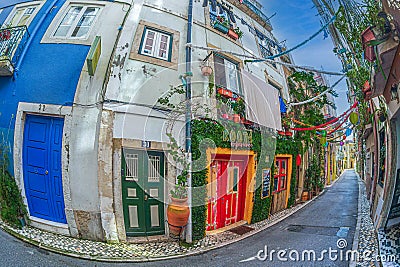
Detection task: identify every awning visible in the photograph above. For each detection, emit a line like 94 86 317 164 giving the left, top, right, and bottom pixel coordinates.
242 70 282 130
279 96 287 113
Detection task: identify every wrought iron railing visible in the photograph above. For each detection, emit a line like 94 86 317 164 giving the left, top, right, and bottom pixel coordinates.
0 26 29 65
243 0 272 29
259 43 276 68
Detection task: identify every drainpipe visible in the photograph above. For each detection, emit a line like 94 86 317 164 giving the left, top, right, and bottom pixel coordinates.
185 0 194 243
16 0 59 70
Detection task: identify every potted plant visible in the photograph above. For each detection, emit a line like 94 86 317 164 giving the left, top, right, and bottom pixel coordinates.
201 65 213 76
232 114 240 123
217 86 233 98
227 28 238 40
164 134 191 236
167 171 190 236
234 27 243 39
213 16 229 34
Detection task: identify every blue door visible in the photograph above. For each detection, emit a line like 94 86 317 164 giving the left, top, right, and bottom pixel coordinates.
23 114 66 223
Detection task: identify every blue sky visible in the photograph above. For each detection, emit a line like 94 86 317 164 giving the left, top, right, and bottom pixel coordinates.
260 0 349 114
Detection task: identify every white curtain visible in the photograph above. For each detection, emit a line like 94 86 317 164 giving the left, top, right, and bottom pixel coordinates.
242 70 282 130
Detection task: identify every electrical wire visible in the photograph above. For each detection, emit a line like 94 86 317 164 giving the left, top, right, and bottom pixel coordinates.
289 75 346 106
187 44 344 76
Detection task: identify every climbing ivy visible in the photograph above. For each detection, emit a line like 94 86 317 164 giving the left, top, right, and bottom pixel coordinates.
191 119 231 240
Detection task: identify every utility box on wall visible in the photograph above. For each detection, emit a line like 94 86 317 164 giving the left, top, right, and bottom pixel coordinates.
87 36 101 76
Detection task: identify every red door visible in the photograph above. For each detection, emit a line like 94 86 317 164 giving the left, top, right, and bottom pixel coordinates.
207 156 248 230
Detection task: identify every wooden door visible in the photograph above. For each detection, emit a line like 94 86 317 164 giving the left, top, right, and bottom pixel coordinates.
23 114 66 223
207 157 247 230
122 149 165 236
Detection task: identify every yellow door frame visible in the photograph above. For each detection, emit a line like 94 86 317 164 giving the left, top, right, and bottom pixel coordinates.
206 148 256 224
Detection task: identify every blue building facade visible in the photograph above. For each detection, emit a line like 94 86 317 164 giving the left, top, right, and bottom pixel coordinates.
0 0 128 241
0 0 89 173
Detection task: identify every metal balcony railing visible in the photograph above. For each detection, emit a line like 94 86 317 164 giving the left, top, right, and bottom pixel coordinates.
0 25 29 65
243 0 272 29
259 43 276 68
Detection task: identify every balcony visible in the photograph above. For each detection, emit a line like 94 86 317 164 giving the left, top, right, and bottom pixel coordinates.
259 43 276 68
226 0 272 31
0 26 29 76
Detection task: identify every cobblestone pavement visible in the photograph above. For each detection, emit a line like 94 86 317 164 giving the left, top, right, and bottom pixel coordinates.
378 227 400 267
355 180 380 267
0 198 310 261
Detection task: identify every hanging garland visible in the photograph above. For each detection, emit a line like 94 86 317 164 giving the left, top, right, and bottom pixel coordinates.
290 101 358 132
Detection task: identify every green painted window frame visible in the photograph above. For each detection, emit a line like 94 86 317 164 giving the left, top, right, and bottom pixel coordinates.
139 26 173 62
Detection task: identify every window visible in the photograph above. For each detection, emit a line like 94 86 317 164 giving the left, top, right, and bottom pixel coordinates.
140 28 172 61
5 4 39 27
273 158 288 193
54 5 100 39
214 54 241 94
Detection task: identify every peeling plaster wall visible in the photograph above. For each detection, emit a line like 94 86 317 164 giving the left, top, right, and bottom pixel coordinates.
64 1 127 240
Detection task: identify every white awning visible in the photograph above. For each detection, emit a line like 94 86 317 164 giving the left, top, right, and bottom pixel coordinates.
242 70 282 130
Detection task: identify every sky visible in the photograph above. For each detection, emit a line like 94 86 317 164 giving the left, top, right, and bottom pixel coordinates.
260 0 349 115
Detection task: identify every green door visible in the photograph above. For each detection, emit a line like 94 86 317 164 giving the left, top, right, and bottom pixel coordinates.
122 149 165 236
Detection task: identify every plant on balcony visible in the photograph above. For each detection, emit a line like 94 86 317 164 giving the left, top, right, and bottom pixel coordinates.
213 16 230 34
233 27 243 39
227 28 239 40
216 85 233 98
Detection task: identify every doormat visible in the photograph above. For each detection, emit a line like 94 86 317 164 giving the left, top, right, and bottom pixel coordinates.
228 225 254 235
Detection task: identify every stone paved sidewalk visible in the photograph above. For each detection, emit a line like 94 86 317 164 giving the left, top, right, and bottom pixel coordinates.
378 227 400 267
0 195 318 262
353 178 380 267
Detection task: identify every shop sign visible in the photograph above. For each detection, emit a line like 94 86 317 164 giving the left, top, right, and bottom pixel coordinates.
222 128 252 149
261 168 271 199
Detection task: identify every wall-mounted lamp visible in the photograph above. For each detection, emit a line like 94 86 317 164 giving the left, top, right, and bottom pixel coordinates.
390 83 399 102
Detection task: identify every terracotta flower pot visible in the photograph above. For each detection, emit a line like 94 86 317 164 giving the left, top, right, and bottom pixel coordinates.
201 65 213 76
227 29 239 40
167 197 190 236
233 114 240 123
301 192 309 201
221 113 229 119
217 87 233 98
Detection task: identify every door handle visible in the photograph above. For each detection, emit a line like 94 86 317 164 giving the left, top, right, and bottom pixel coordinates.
45 170 49 175
144 194 148 201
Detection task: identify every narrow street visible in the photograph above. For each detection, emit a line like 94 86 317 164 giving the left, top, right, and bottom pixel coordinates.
0 170 358 267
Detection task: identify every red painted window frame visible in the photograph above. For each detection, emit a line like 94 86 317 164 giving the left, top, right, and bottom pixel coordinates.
273 158 288 193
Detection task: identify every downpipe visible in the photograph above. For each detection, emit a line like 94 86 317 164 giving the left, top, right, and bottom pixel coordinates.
185 0 194 244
